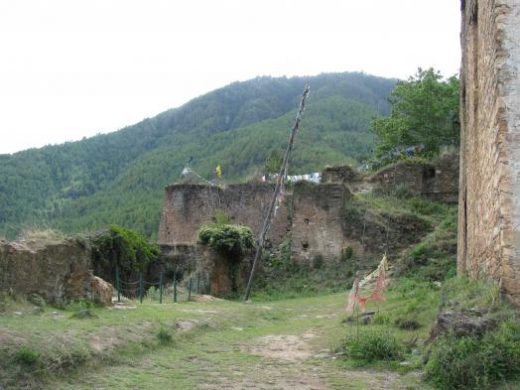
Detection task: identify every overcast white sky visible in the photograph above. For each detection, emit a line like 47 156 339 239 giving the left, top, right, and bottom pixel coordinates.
0 0 461 155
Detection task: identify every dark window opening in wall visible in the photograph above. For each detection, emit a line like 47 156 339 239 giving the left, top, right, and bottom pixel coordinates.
302 241 309 250
304 218 310 224
423 166 436 180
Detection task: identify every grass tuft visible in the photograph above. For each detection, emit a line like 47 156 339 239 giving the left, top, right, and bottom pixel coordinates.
157 328 173 345
345 328 403 362
14 346 40 366
425 320 520 389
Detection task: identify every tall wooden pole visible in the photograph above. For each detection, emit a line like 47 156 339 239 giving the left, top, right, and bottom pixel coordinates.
243 85 310 301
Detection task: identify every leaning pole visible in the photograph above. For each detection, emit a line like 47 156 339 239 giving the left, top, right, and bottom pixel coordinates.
243 85 310 302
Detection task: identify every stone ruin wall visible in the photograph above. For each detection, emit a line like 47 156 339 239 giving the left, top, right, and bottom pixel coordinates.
369 154 459 203
290 182 350 265
158 182 357 267
459 0 520 304
158 183 291 248
0 238 112 305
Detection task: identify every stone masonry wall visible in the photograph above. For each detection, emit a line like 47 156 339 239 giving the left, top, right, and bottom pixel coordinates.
0 238 112 304
158 183 291 247
459 0 520 304
290 182 350 264
368 155 459 203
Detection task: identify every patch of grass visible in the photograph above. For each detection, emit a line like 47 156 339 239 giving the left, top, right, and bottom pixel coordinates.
157 328 173 345
396 207 457 281
14 346 40 366
345 328 403 362
422 277 520 389
253 260 358 301
425 320 520 389
71 309 98 319
394 318 421 330
440 276 503 311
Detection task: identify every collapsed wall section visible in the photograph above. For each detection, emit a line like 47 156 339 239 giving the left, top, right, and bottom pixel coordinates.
459 0 520 304
0 238 112 304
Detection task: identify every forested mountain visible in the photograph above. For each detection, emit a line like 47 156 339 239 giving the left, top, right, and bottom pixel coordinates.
0 72 396 239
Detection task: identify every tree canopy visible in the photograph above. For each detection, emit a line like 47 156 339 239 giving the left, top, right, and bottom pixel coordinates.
371 68 459 162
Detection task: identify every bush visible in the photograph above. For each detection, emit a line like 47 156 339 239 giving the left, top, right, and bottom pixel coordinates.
345 328 403 362
157 328 173 345
15 346 40 366
425 320 520 389
91 225 160 277
198 224 255 256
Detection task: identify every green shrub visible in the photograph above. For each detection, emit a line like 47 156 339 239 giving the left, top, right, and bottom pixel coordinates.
198 224 255 256
425 320 520 389
91 225 160 276
345 328 403 362
15 346 40 366
157 328 173 345
394 318 421 330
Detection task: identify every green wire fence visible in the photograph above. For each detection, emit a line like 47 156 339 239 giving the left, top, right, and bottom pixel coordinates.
114 266 211 304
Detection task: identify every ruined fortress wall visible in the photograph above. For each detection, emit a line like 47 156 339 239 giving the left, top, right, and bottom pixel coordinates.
0 238 95 303
459 0 520 304
158 183 291 246
290 182 350 264
368 155 459 203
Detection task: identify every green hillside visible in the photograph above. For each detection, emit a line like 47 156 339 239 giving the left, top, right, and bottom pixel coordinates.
0 73 396 239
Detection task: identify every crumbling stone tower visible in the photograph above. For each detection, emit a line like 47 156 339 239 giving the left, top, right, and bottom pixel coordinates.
458 0 520 304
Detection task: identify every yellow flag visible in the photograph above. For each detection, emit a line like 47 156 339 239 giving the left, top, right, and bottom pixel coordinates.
216 164 222 178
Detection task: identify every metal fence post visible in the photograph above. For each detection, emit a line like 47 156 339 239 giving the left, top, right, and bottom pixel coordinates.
139 272 144 304
159 271 163 304
188 278 192 301
115 266 121 303
173 268 177 303
196 273 200 294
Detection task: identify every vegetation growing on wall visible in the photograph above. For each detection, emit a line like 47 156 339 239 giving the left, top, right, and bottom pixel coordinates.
198 224 255 257
198 222 255 295
91 225 160 282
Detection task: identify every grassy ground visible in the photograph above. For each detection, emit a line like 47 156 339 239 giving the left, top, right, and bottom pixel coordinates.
0 283 436 390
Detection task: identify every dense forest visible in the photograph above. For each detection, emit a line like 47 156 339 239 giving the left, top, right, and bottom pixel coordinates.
0 72 396 239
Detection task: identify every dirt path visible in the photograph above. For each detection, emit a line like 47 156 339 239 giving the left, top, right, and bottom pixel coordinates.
47 294 424 389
